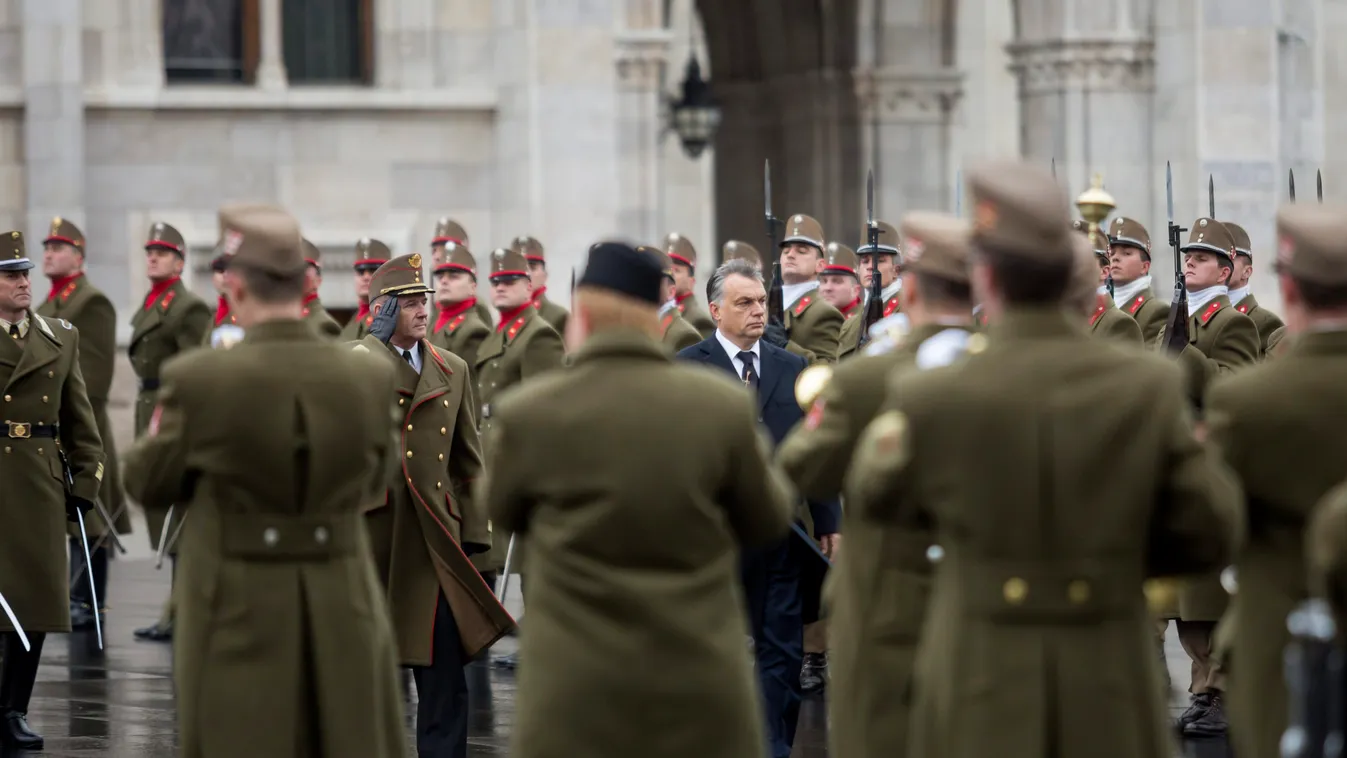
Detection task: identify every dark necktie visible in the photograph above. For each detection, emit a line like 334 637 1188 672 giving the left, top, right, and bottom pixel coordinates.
7 324 17 339
402 348 416 367
738 351 758 388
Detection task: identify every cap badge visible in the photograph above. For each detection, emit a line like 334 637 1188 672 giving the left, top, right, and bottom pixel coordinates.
10 232 17 239
409 253 422 269
793 215 803 223
221 229 244 256
1199 219 1208 228
51 217 61 232
494 250 506 260
358 237 370 248
973 200 998 233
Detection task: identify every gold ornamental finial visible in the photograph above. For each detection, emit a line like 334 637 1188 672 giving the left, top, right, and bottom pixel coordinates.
794 364 834 411
1076 173 1117 251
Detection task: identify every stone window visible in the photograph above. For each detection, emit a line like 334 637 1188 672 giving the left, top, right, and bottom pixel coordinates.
163 0 257 84
283 0 374 84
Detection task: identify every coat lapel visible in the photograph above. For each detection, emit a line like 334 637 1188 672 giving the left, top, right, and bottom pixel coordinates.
475 328 505 365
697 338 737 376
6 314 61 390
412 341 452 406
130 301 163 346
756 346 787 411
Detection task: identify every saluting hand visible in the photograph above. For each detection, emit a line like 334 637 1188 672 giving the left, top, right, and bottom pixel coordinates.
368 296 401 343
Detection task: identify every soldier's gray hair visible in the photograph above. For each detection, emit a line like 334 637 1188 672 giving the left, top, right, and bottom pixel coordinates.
707 259 764 307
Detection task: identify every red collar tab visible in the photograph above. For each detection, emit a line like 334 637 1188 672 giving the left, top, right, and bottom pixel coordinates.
1200 300 1224 325
530 287 548 305
1090 296 1108 326
1128 294 1147 315
144 277 179 311
883 294 900 317
214 295 231 326
47 272 83 302
840 297 861 317
1236 303 1249 314
793 296 813 316
497 302 532 332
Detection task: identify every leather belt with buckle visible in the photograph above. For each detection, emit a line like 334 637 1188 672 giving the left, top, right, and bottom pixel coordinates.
5 421 59 439
139 379 161 392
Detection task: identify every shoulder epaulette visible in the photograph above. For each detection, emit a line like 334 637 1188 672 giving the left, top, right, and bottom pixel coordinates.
793 296 813 316
1127 294 1147 315
161 290 176 311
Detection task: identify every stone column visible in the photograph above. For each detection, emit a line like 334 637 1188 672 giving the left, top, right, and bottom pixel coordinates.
22 0 84 243
615 29 672 240
854 67 963 219
255 0 287 89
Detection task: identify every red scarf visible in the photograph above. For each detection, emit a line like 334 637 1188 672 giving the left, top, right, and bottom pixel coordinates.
144 277 180 310
353 298 370 324
530 287 548 307
839 297 861 318
47 272 83 302
434 298 476 333
496 302 532 332
302 292 319 308
675 291 693 306
214 296 231 326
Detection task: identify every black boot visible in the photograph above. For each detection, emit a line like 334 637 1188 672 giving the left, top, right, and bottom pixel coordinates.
800 652 827 694
0 632 47 749
1183 691 1228 738
1175 692 1210 731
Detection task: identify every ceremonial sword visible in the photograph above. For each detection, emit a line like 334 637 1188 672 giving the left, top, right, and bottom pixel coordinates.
0 591 29 652
495 534 518 604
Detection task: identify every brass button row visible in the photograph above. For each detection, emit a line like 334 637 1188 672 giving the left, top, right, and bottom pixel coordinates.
1001 577 1092 605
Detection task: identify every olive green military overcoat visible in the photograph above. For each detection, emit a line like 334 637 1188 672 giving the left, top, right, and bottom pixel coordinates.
533 294 569 336
432 306 491 386
130 278 210 552
837 314 864 360
660 308 702 353
302 296 342 338
678 296 715 339
1266 325 1289 358
357 334 515 663
1307 479 1347 644
122 320 408 758
340 309 374 342
1234 294 1286 358
1158 296 1259 620
0 313 105 633
38 274 128 535
779 322 968 758
1206 328 1347 758
481 331 794 758
1090 297 1144 345
848 308 1243 758
1118 287 1169 346
785 292 844 363
474 305 565 572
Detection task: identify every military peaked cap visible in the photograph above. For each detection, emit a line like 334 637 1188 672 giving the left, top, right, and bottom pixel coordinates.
488 247 531 280
641 245 675 279
1224 222 1253 259
967 160 1073 265
434 242 478 277
822 242 859 278
44 217 85 251
433 218 469 247
900 211 972 285
512 235 545 263
146 221 186 255
1276 204 1347 287
781 214 825 250
217 204 306 277
856 221 900 257
722 240 763 269
1108 217 1151 257
370 253 434 298
302 239 321 268
1181 218 1236 262
354 238 390 271
664 233 697 268
0 230 32 272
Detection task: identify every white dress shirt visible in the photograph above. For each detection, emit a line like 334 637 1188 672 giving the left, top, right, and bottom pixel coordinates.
715 329 761 383
395 343 423 374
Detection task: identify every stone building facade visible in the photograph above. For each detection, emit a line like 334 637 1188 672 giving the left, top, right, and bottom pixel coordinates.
0 0 1330 337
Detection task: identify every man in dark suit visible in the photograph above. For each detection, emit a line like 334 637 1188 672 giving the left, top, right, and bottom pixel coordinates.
677 258 841 758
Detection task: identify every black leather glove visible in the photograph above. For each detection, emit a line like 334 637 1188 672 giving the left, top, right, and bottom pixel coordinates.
462 541 490 557
65 495 94 523
368 296 401 343
762 320 790 349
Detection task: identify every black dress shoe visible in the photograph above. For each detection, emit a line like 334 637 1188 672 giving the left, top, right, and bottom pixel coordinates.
133 623 173 642
70 603 103 631
1175 692 1210 730
1184 692 1228 738
800 653 827 694
492 652 519 670
2 710 44 750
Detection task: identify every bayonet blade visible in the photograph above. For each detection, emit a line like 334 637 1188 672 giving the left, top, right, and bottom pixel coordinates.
1051 158 1057 180
1209 174 1215 218
1165 162 1174 224
866 169 875 227
764 159 772 220
955 170 963 218
1318 169 1324 202
1290 169 1297 203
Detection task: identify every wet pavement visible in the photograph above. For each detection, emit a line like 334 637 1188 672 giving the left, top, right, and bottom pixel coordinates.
2 352 1229 756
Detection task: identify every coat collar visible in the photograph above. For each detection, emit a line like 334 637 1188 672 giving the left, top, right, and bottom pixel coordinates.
5 310 61 389
240 318 320 345
1289 327 1347 357
570 330 668 366
987 307 1086 342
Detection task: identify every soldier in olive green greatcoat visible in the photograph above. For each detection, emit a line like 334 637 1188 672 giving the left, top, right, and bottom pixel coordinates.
778 210 976 758
848 162 1242 758
1224 222 1286 358
1107 217 1170 345
774 214 844 363
1157 216 1260 736
298 240 341 338
481 241 794 758
206 252 237 340
123 205 408 758
339 238 390 342
474 247 566 596
355 253 513 757
664 233 715 338
1308 480 1347 650
429 219 493 328
1265 324 1289 357
1205 204 1347 758
35 218 126 632
430 243 492 389
514 235 570 335
645 245 702 353
856 221 904 319
817 242 865 360
0 230 105 751
1066 228 1143 345
129 220 211 643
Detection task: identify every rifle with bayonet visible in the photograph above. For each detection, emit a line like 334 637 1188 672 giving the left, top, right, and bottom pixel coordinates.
1160 162 1190 353
764 160 785 327
1319 169 1324 203
858 170 883 349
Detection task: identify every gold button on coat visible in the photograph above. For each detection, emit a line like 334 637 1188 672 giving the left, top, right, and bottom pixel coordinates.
314 527 329 545
3 395 9 402
438 453 444 461
440 427 447 435
406 424 413 431
1003 577 1028 604
41 395 48 403
263 528 279 547
398 398 405 406
406 450 413 458
1067 580 1091 604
